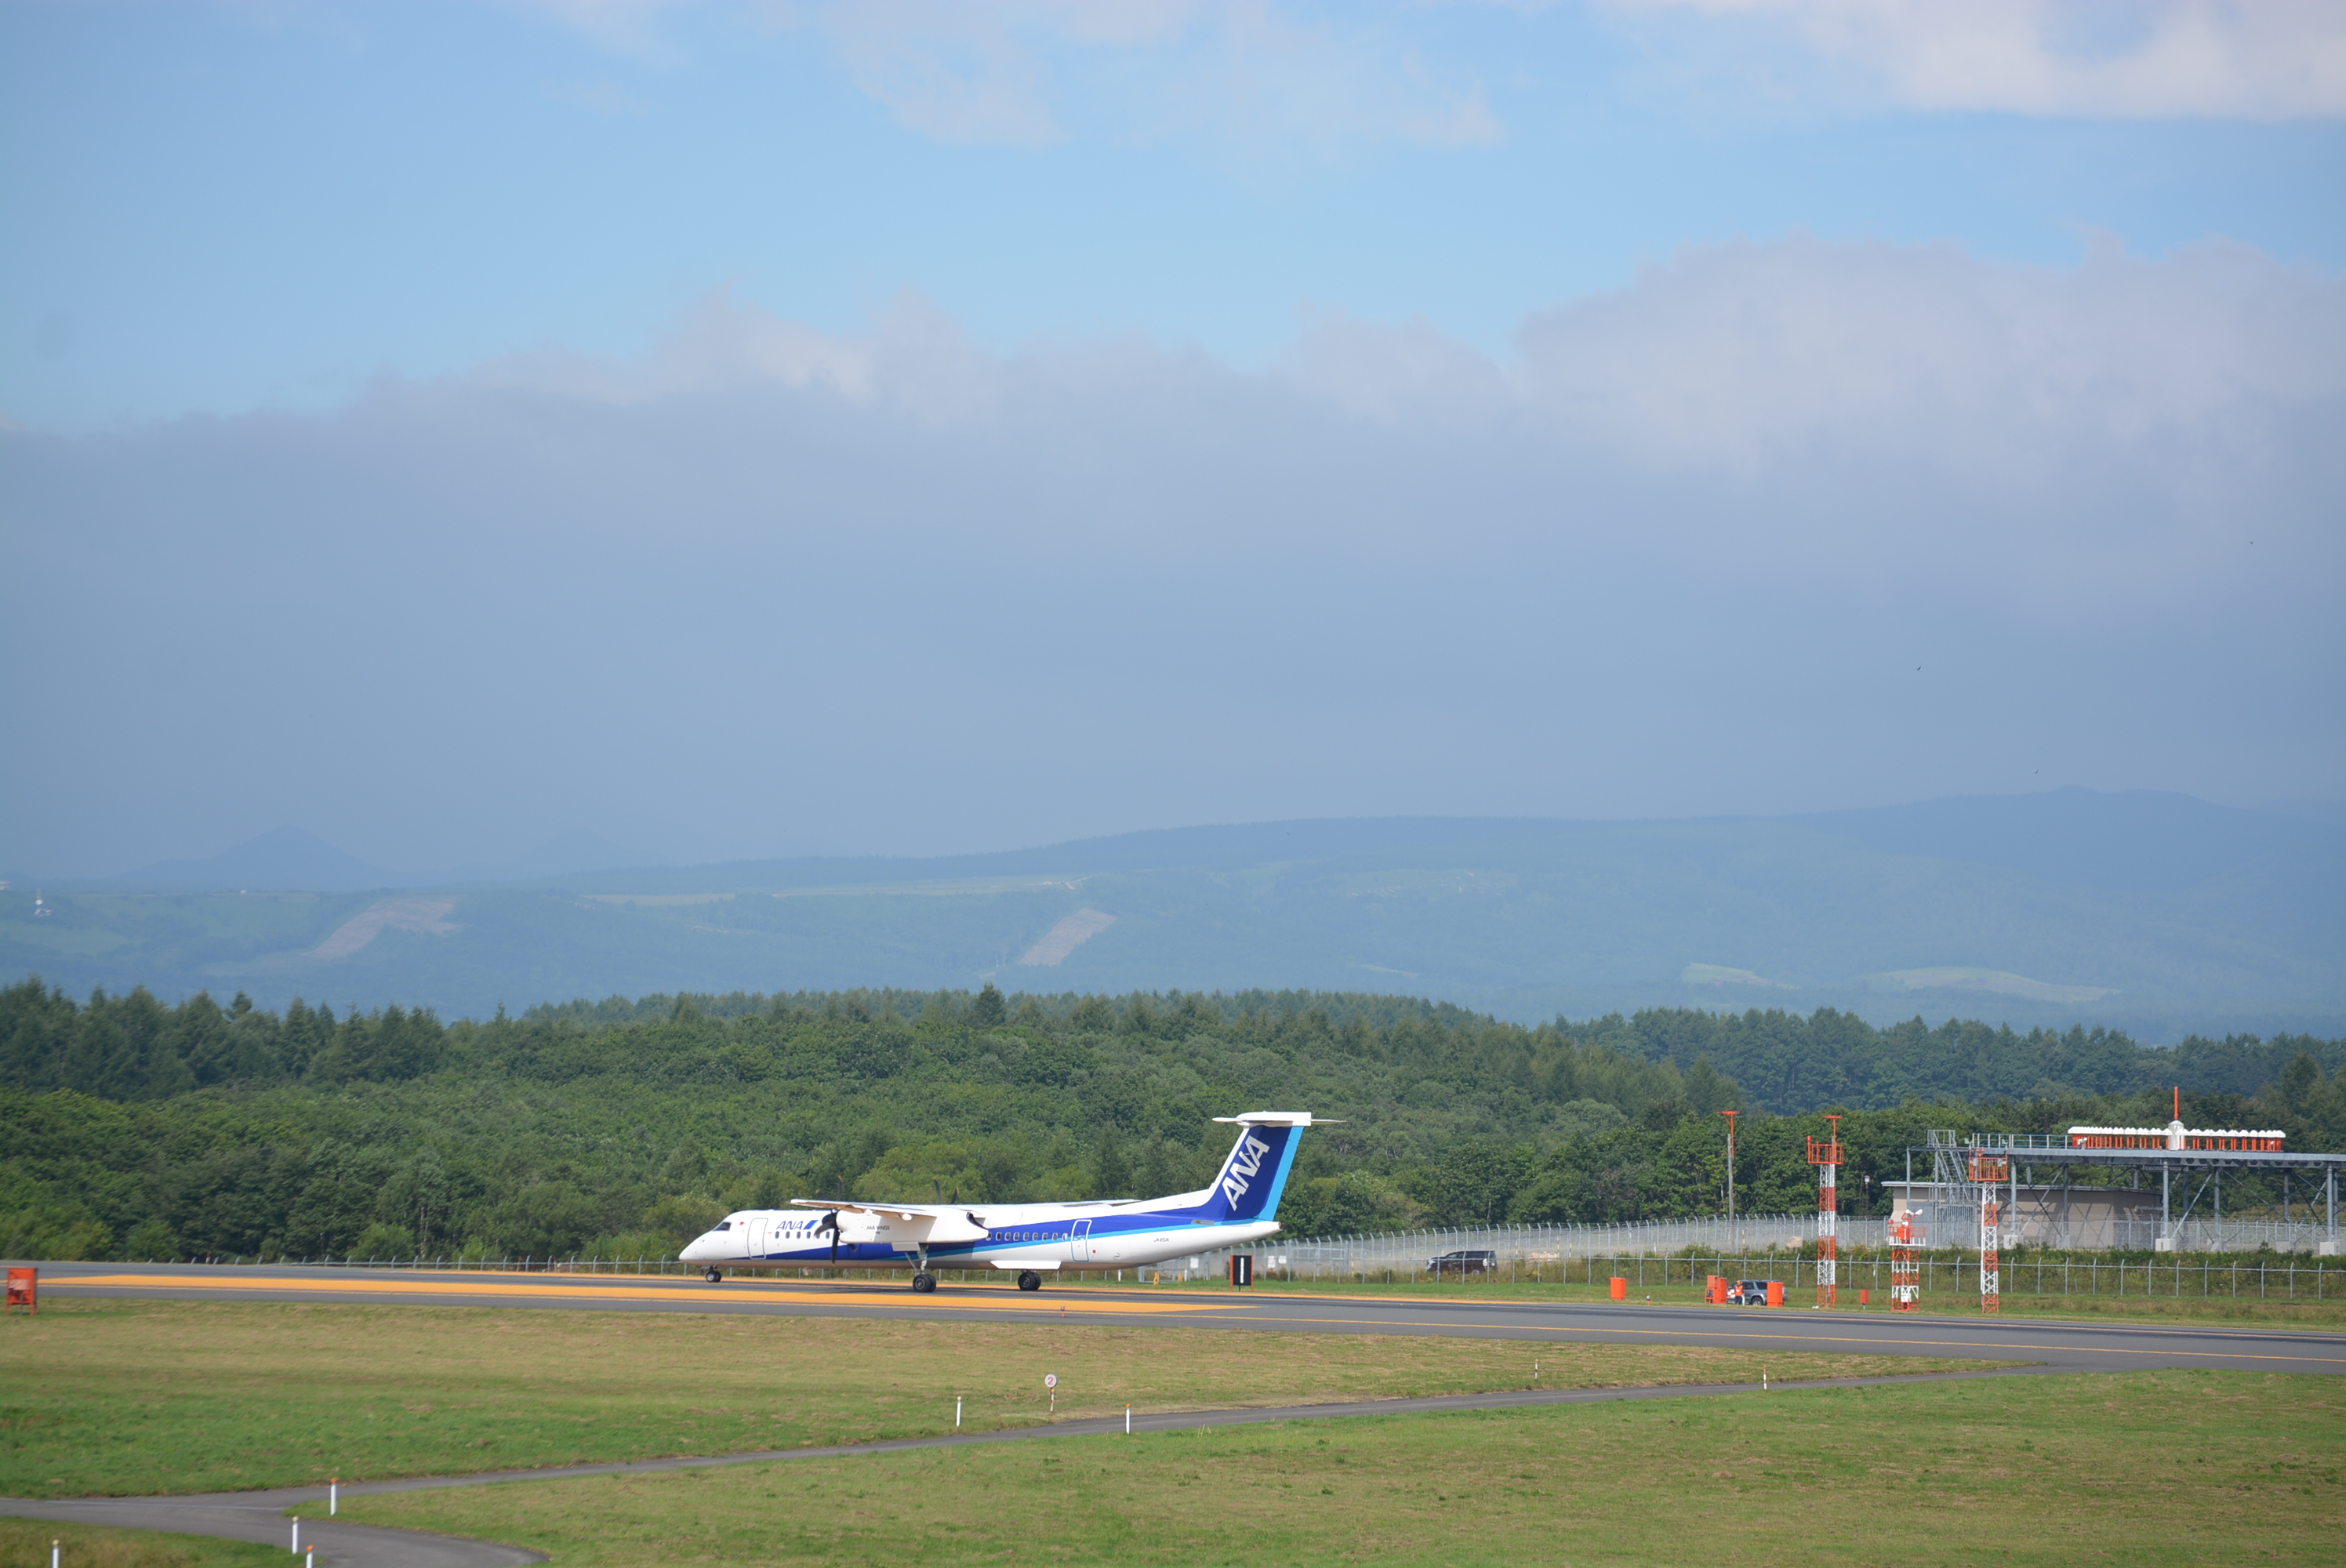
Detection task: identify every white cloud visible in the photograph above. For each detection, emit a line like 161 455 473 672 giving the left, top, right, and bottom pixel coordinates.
1611 0 2346 119
513 0 695 64
767 0 1505 149
1509 233 2346 466
472 288 1007 423
806 0 1066 143
8 237 2337 874
452 235 2343 615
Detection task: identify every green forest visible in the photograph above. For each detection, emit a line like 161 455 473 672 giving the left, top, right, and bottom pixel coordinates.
3 975 2341 1264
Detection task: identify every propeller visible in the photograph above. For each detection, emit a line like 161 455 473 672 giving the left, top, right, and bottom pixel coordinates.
816 1203 841 1265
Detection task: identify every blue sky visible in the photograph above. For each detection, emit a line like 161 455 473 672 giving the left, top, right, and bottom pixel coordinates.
2 2 2342 876
7 1 2341 426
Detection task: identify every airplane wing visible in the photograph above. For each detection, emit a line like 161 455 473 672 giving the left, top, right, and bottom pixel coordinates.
1212 1112 1342 1126
787 1198 990 1243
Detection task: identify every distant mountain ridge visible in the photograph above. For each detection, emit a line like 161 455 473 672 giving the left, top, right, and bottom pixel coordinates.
5 790 2339 1040
87 826 394 894
78 826 662 894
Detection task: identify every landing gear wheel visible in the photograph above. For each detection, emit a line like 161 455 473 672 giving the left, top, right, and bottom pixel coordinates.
1017 1270 1043 1292
703 1267 722 1283
912 1271 936 1294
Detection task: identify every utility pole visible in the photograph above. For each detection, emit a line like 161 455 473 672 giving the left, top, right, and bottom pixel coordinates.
1720 1110 1739 1254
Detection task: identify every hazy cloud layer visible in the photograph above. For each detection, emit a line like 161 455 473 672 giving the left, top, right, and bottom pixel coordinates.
1614 0 2346 120
525 2 2346 134
3 236 2340 875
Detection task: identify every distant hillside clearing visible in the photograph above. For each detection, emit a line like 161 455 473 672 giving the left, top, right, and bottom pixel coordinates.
311 897 457 960
1875 967 2114 1004
1019 908 1117 966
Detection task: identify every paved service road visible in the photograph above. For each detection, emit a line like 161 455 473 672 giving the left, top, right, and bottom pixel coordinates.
0 1490 545 1568
32 1261 2346 1376
2 1369 2044 1568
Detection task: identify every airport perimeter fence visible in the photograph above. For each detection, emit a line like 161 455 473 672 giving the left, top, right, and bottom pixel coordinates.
1137 1212 2341 1301
146 1207 2337 1294
1901 1208 2337 1256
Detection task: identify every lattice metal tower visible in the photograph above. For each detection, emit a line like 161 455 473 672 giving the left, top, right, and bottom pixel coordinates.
1807 1113 1843 1308
1970 1151 2010 1313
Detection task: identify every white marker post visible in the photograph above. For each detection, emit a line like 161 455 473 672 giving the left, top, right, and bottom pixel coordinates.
1125 1406 1131 1435
954 1396 962 1429
329 1478 337 1516
51 1538 59 1568
306 1550 314 1568
1044 1373 1057 1414
291 1518 300 1555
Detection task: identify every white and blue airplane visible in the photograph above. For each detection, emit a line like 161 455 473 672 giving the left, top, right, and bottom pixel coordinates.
679 1112 1329 1292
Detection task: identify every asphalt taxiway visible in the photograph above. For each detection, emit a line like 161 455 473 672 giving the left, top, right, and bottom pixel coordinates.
31 1260 2346 1376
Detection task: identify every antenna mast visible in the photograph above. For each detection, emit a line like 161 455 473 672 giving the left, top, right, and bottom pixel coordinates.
1807 1114 1843 1308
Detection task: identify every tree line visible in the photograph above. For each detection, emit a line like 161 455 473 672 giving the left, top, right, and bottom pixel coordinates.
2 975 2339 1263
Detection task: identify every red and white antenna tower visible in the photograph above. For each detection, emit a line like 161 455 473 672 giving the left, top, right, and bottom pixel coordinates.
1970 1149 2010 1314
1887 1203 1921 1311
1807 1113 1843 1308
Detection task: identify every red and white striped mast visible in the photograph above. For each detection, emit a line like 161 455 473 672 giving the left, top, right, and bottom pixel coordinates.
1970 1145 2010 1314
1807 1113 1843 1308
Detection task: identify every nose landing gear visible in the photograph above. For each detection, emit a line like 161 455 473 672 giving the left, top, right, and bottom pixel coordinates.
1016 1270 1043 1291
703 1266 723 1283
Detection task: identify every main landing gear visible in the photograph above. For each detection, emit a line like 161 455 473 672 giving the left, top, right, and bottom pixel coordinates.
703 1267 723 1283
912 1271 937 1294
1016 1270 1043 1292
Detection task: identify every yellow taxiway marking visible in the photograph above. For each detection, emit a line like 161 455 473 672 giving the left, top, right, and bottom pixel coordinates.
53 1274 1238 1315
1197 1311 2346 1364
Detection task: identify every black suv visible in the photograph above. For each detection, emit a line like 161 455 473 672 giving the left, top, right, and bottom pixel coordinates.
1428 1250 1499 1277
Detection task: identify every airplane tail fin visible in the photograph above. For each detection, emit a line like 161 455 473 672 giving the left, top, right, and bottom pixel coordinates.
1195 1112 1334 1223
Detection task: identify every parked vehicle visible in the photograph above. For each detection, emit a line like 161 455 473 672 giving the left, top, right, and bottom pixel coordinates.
1727 1279 1777 1305
1428 1250 1499 1277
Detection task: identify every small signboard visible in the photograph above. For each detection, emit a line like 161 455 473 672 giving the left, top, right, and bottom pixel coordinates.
4 1268 34 1314
1044 1374 1058 1389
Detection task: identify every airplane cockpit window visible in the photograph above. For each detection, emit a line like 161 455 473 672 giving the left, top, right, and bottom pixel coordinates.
714 1221 732 1231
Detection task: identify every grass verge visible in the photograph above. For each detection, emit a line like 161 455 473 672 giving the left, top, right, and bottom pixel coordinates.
0 1299 2002 1498
339 1370 2344 1566
0 1521 281 1568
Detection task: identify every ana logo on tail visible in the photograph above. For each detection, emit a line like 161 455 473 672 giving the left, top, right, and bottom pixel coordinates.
1222 1133 1270 1203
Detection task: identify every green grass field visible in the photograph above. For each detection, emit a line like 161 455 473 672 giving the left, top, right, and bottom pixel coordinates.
336 1370 2344 1566
0 1300 1998 1498
0 1522 279 1568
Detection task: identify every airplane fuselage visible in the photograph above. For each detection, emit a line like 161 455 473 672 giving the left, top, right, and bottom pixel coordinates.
679 1111 1322 1281
680 1203 1280 1273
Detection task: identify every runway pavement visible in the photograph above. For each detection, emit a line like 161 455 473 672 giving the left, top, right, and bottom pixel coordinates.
31 1260 2346 1376
12 1261 2341 1566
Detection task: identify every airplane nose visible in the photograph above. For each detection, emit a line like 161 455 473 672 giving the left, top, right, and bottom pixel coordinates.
680 1234 713 1261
